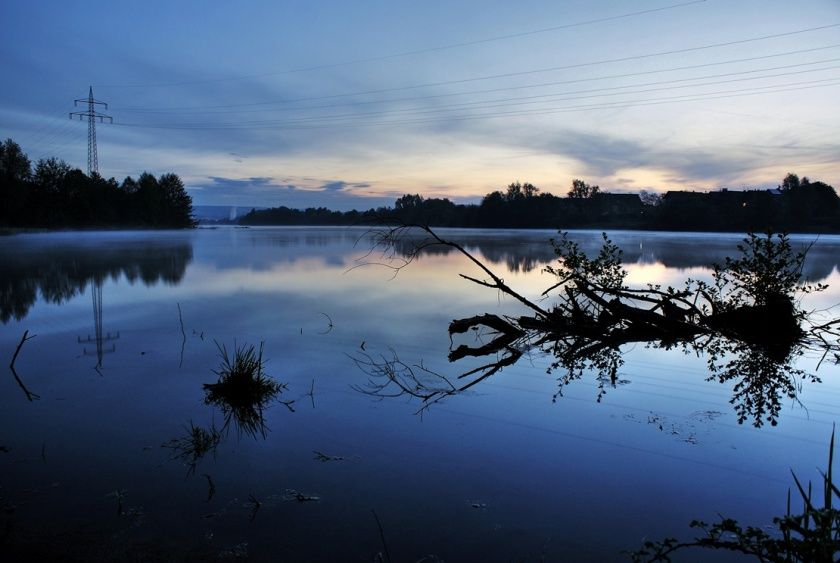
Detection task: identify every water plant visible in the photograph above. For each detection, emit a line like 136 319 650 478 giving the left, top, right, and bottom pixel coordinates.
629 429 840 562
203 341 287 439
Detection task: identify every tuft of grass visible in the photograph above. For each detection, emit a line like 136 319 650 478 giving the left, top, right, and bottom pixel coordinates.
203 341 286 439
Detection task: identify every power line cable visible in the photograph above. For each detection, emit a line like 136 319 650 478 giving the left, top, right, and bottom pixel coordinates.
114 76 840 131
112 24 840 112
97 0 708 88
150 63 840 126
115 47 840 116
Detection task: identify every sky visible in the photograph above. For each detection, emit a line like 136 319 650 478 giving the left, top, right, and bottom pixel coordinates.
1 0 839 210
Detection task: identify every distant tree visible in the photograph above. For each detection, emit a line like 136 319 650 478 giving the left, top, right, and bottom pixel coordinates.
0 138 31 182
481 190 504 206
34 157 73 194
158 173 195 227
567 178 600 199
0 139 33 225
120 176 139 194
523 182 539 198
505 182 523 201
504 181 539 201
639 190 663 206
780 172 800 191
395 194 424 209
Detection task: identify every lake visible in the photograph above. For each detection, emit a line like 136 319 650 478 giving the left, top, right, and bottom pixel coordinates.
1 226 839 562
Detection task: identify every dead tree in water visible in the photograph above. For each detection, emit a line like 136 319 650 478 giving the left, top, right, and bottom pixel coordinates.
356 225 840 424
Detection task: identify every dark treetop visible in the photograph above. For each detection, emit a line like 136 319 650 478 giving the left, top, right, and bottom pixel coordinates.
240 177 840 233
0 138 195 229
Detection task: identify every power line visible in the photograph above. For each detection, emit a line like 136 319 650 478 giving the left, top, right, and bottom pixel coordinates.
97 0 708 88
31 121 82 163
132 62 840 127
126 79 840 131
112 24 840 112
113 75 840 131
114 45 840 116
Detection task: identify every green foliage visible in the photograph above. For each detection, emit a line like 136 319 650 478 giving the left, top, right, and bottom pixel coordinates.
546 232 627 292
629 430 840 562
699 233 826 312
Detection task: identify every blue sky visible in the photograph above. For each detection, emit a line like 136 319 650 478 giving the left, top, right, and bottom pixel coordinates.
2 0 839 209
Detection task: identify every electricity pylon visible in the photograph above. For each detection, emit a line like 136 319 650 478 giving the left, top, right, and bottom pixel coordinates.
70 86 112 176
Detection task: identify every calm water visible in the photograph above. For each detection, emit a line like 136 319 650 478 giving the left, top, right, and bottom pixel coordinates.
1 226 839 562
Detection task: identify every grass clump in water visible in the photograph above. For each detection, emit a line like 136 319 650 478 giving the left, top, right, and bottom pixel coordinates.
203 341 286 439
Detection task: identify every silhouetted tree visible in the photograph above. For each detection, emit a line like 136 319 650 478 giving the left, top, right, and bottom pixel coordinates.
159 173 196 228
33 158 73 194
780 172 801 191
120 176 139 194
395 194 424 209
567 178 600 199
0 138 31 182
0 138 194 229
237 172 838 233
504 181 539 201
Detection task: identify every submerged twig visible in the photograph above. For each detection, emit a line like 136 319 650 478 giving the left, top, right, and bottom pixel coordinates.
304 377 316 408
350 350 458 415
107 489 127 516
203 473 216 502
318 312 334 334
313 450 346 462
246 493 261 522
9 330 39 401
177 303 186 368
283 489 320 502
371 509 393 563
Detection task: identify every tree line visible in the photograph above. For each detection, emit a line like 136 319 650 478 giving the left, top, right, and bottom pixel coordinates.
0 138 195 229
240 176 840 233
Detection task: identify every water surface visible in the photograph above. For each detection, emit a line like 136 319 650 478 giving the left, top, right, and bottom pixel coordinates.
1 226 839 561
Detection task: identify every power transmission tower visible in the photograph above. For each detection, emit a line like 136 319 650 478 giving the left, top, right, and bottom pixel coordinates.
69 86 112 176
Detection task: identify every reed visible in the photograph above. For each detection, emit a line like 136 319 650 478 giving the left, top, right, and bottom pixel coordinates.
630 428 840 562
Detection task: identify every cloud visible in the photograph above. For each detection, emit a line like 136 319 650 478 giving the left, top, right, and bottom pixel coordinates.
318 181 374 192
320 181 348 192
189 176 395 210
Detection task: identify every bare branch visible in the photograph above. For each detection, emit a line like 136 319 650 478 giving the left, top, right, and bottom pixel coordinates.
9 330 39 401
